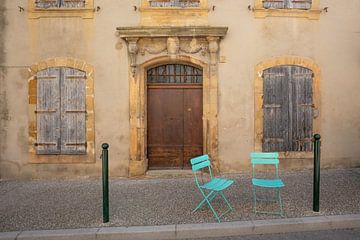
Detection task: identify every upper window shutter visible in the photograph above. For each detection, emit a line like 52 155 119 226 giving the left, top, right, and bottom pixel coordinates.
60 0 85 8
149 0 200 7
35 0 60 8
288 0 312 9
262 66 290 152
60 68 86 154
290 66 313 151
263 0 286 9
36 68 61 154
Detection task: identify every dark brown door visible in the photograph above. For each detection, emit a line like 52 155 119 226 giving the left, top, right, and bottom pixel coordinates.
146 64 203 169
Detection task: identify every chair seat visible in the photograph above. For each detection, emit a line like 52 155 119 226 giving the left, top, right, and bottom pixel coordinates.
200 178 235 191
252 178 285 188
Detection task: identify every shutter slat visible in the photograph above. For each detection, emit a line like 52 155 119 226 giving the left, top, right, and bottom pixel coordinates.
35 0 60 8
289 0 311 9
60 67 86 155
291 66 313 152
36 68 61 154
60 0 85 8
263 0 286 9
263 66 289 152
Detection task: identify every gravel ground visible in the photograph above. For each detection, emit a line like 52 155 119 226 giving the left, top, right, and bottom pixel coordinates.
0 168 359 232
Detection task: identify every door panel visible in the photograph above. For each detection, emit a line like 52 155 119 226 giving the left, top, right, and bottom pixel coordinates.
147 88 184 169
183 88 203 168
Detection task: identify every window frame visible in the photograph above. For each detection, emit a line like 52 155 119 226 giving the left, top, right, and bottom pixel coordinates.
139 0 208 26
28 0 94 19
28 58 95 163
253 0 321 19
254 56 321 159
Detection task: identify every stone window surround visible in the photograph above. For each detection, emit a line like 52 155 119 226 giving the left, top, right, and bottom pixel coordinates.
28 0 94 19
139 0 209 26
252 0 321 19
117 26 227 176
28 58 95 163
254 56 321 159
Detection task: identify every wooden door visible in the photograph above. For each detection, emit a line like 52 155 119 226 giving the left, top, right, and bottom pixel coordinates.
147 64 203 169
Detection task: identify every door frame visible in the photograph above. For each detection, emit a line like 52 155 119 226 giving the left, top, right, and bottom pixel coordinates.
128 55 219 176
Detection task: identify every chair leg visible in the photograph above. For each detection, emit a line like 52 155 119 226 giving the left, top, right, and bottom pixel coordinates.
193 191 217 213
204 197 221 222
278 188 284 217
193 190 233 223
253 186 257 214
219 191 234 211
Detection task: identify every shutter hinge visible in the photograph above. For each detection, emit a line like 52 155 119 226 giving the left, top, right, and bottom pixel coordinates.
34 142 57 146
65 142 87 146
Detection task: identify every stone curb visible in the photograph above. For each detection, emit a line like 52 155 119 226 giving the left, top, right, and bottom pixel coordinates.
1 214 359 240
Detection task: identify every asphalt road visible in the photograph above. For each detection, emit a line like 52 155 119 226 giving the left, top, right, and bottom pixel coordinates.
180 228 360 240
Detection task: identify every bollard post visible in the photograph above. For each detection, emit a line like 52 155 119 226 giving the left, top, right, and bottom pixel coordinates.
313 134 321 212
102 143 109 223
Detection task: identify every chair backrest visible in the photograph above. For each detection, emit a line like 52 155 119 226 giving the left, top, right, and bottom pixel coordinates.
190 154 213 186
250 152 280 178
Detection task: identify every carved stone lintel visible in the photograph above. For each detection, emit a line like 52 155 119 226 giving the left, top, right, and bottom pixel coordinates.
179 37 207 55
206 36 220 67
126 37 139 77
138 38 167 55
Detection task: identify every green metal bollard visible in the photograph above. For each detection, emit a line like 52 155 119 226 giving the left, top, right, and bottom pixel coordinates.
102 143 109 223
313 134 321 212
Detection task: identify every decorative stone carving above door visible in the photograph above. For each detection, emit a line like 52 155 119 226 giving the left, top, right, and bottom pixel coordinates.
116 26 228 176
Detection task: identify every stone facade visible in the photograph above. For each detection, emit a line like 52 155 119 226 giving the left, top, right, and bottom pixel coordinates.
0 0 359 179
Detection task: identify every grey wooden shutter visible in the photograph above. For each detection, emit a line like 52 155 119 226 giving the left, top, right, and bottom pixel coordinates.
263 65 313 152
149 0 200 7
263 0 286 9
288 0 312 9
36 68 61 154
60 67 86 154
35 0 60 8
60 0 85 8
262 66 290 152
291 66 313 151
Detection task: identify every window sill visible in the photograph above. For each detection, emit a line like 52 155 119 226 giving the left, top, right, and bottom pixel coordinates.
28 7 94 19
29 154 95 164
139 6 208 12
279 151 313 159
139 7 209 26
253 8 321 20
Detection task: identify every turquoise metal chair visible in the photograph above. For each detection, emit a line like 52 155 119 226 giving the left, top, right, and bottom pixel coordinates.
190 154 235 222
251 152 285 216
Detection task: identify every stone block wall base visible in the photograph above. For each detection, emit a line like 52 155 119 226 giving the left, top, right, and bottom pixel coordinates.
129 160 147 177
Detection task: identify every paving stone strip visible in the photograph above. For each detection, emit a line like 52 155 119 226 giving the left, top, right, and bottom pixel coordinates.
0 168 359 232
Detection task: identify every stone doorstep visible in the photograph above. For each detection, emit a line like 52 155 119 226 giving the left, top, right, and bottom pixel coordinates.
145 169 194 178
0 214 359 240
